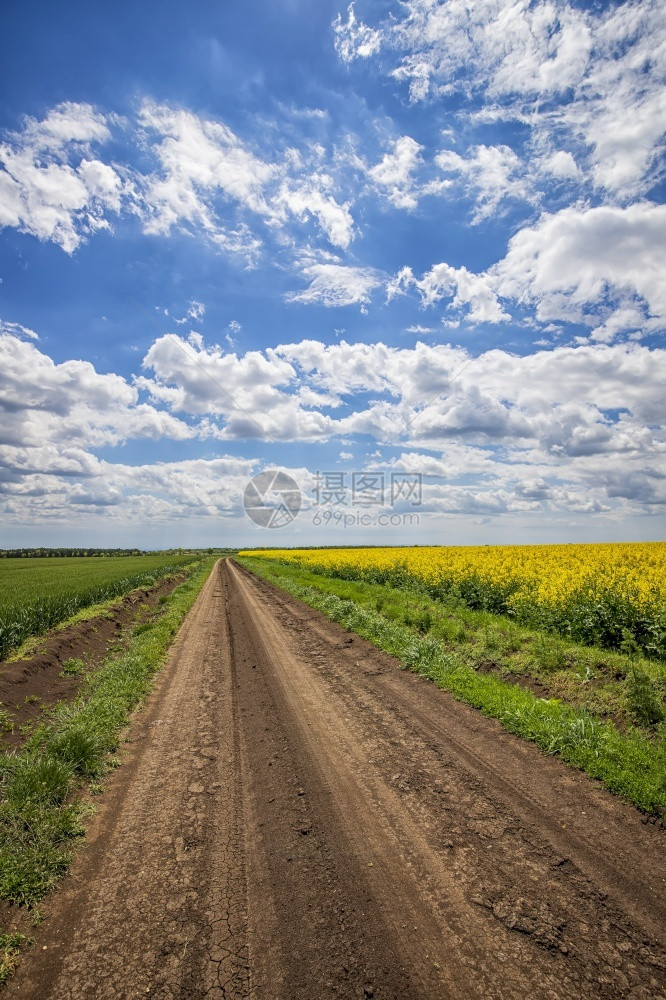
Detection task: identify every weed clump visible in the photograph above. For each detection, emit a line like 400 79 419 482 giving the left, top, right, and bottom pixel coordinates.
0 932 25 986
626 666 664 726
60 658 85 677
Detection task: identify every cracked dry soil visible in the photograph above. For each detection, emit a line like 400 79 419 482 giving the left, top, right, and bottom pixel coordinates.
8 558 666 999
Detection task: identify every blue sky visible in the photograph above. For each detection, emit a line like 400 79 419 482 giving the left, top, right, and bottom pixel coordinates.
0 0 664 548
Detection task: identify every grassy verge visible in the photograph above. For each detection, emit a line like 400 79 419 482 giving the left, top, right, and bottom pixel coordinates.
238 557 666 815
0 556 216 980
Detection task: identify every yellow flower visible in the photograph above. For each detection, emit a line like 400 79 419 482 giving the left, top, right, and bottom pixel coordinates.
242 542 666 631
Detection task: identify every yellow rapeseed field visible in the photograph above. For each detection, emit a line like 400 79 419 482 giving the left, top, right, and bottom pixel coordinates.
242 543 666 655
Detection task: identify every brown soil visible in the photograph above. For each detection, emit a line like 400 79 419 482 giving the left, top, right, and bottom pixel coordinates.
0 572 187 751
6 558 665 999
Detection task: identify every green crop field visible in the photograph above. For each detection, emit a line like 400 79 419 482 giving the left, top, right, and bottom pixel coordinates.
0 554 197 660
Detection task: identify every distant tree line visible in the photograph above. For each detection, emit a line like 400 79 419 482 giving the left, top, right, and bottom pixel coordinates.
2 548 182 558
0 547 237 558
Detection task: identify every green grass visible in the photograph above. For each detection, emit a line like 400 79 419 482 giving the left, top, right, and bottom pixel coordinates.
238 556 666 815
0 933 24 987
0 553 198 661
59 658 86 678
0 556 216 909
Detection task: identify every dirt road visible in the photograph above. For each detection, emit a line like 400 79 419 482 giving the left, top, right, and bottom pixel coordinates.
9 558 666 999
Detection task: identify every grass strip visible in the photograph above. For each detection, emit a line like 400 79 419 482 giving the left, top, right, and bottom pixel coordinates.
238 557 666 815
0 556 216 949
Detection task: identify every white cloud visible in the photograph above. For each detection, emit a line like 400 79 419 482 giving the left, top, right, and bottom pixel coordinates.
0 319 39 341
493 202 666 328
388 262 509 323
435 143 531 221
0 452 265 524
0 99 361 260
387 0 592 103
589 307 658 345
333 4 381 63
541 151 582 181
18 102 113 150
187 300 205 321
0 329 193 456
277 175 354 249
142 334 336 441
224 319 242 349
135 102 273 259
286 263 382 308
138 102 275 221
389 200 666 339
0 103 124 252
368 136 423 210
575 1 666 195
173 299 207 325
136 102 356 256
352 0 665 198
2 325 664 526
272 339 666 515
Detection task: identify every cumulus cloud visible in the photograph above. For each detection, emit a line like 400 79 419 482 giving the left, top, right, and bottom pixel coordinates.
277 175 354 249
0 99 357 259
0 452 265 525
540 151 582 182
0 328 194 456
493 202 666 330
0 102 124 252
367 136 424 210
135 101 275 259
435 143 532 222
576 1 666 195
136 101 355 256
1 323 664 526
390 201 666 338
142 333 338 441
138 101 275 222
386 0 592 103
388 262 509 323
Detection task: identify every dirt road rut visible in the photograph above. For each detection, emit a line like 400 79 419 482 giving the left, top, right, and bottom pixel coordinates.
8 558 666 999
